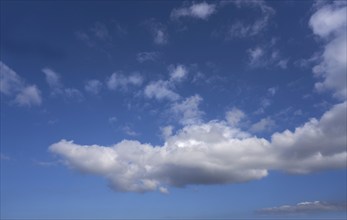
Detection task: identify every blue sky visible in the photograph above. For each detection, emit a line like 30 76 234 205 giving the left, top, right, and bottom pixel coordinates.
0 0 346 219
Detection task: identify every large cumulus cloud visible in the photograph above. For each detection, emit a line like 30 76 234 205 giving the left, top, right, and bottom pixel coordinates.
49 101 346 193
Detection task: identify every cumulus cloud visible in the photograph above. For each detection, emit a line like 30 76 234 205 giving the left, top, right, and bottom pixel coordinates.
309 3 347 100
42 68 83 100
84 79 102 95
272 101 346 173
106 72 143 91
171 2 216 20
1 61 42 107
49 100 346 193
258 201 347 214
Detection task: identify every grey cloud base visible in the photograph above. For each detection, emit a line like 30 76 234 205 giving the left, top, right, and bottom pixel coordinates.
49 102 347 193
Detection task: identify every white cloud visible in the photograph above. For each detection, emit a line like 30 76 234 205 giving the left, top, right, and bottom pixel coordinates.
169 64 188 82
85 79 102 94
1 61 42 107
250 117 275 133
258 201 347 214
106 72 143 91
170 95 204 125
14 85 42 106
144 64 190 102
309 3 347 100
42 68 83 100
136 51 160 63
144 80 180 101
171 2 216 20
225 107 245 127
272 101 347 173
309 5 346 38
49 102 347 193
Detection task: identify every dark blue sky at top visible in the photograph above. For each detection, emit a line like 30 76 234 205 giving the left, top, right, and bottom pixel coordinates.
1 0 346 219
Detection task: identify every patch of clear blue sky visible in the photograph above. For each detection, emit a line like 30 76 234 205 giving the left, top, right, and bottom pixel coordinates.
1 0 345 219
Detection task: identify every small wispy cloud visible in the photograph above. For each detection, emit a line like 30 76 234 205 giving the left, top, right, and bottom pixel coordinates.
247 39 289 69
144 19 169 45
106 72 143 91
257 201 347 214
136 51 160 63
42 68 83 101
227 0 275 39
0 153 10 161
1 61 42 107
171 2 216 20
84 79 102 95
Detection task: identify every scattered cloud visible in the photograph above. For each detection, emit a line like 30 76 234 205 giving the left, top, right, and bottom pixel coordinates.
0 61 42 107
145 19 168 45
136 51 160 63
144 64 190 101
169 64 188 82
170 95 204 125
14 85 42 107
144 80 180 101
122 125 140 137
42 68 83 101
84 79 102 95
171 2 216 20
227 0 275 38
106 72 143 91
309 3 347 100
254 98 272 114
225 107 245 127
258 201 347 214
50 101 346 193
247 41 289 69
